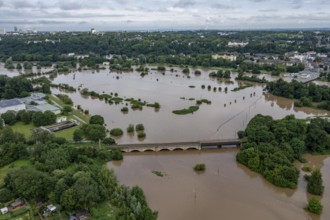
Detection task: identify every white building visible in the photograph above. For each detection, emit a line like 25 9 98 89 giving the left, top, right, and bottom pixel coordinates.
228 41 249 47
0 98 26 114
212 54 237 61
0 207 8 215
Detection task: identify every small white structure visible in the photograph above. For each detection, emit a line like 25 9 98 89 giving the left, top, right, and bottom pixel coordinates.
56 116 67 123
0 98 26 114
0 207 8 215
47 204 56 212
228 41 249 47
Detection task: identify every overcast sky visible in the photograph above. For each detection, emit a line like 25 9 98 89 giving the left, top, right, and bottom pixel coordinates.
0 0 329 31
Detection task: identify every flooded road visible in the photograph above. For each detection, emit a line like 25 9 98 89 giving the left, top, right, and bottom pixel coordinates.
51 67 329 144
109 150 330 220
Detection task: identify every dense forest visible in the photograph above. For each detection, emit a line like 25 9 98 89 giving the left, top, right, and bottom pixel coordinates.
237 115 330 188
0 30 329 72
1 31 329 58
266 79 330 110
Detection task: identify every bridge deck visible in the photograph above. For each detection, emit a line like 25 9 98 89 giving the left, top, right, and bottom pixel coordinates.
118 139 242 152
118 141 200 148
200 139 241 147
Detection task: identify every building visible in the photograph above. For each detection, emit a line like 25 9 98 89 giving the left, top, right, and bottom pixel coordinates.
26 104 61 115
0 28 5 35
0 98 26 114
9 199 25 210
21 93 61 114
228 41 249 47
0 207 8 215
43 204 57 217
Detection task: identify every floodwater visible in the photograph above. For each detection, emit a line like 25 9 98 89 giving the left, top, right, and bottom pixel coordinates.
108 150 330 220
0 63 54 77
51 67 329 144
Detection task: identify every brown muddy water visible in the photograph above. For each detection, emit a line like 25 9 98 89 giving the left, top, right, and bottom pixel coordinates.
108 150 330 220
51 67 329 144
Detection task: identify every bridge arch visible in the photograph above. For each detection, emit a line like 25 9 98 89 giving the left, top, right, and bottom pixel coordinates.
186 147 198 151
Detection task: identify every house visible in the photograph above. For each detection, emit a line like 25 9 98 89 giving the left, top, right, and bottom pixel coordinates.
43 204 57 217
47 204 56 212
9 199 25 210
228 41 249 47
70 210 91 220
0 98 26 114
0 207 8 215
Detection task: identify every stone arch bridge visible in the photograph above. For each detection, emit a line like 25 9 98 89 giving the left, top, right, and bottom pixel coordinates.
118 139 242 153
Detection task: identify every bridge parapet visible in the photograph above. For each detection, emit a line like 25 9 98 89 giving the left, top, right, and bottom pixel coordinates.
119 139 241 153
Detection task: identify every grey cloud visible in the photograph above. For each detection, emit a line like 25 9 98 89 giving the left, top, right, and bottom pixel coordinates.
212 3 236 9
38 20 67 24
0 1 4 7
173 0 196 8
291 0 303 9
59 1 83 10
12 0 35 9
0 20 35 24
115 0 133 4
0 19 88 25
259 9 279 12
249 0 268 2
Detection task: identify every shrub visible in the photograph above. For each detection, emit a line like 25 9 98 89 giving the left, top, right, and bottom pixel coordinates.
102 137 116 145
194 70 201 75
152 171 164 177
110 128 124 136
121 107 129 112
194 163 205 171
182 68 190 74
0 188 14 202
137 132 146 138
157 66 166 71
172 106 199 115
89 115 104 125
136 124 145 131
302 166 312 172
305 198 323 214
127 124 135 133
307 170 324 195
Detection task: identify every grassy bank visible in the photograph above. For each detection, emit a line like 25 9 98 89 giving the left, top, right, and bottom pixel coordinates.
172 106 199 115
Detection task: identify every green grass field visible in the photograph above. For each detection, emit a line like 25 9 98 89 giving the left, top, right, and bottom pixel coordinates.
10 121 80 141
11 122 35 138
0 160 32 186
48 95 90 123
55 126 80 141
90 202 118 220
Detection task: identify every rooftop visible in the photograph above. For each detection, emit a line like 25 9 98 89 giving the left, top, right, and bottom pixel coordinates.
0 98 24 108
26 103 60 113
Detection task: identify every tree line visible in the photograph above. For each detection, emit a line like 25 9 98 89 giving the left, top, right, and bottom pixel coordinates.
237 114 330 189
266 79 330 110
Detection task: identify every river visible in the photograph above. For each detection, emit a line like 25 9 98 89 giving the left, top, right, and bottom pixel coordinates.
108 150 330 220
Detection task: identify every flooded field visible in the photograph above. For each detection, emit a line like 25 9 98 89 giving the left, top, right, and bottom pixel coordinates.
51 67 329 144
109 150 330 220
